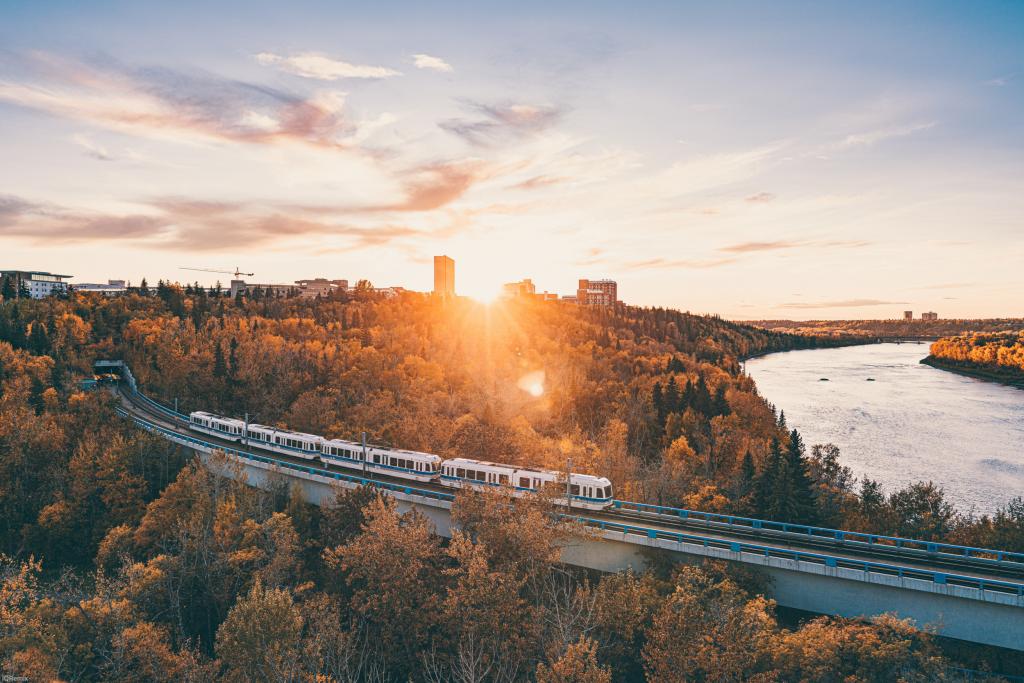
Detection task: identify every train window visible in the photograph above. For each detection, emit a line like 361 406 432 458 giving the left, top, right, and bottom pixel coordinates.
570 484 580 496
499 474 509 485
519 477 530 488
457 468 465 478
476 471 486 481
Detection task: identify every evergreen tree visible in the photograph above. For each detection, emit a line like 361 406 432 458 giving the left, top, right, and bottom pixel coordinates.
139 278 149 295
213 343 227 378
692 375 713 416
8 307 27 349
234 289 244 307
737 450 756 500
663 376 680 415
28 375 47 414
0 275 15 300
17 278 30 298
712 383 731 417
28 321 51 356
771 430 818 525
228 337 239 381
777 409 787 429
753 438 783 518
652 382 665 426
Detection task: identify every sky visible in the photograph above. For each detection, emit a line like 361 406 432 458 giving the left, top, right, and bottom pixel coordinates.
0 1 1022 319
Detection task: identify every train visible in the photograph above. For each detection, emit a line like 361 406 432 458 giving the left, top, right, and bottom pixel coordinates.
188 410 614 509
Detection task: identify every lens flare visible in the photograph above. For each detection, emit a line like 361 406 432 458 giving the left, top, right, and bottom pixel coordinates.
517 370 545 397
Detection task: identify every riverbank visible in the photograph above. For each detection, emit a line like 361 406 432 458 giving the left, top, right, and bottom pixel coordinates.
920 355 1024 390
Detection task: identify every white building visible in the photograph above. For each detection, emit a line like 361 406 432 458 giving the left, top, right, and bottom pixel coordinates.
72 279 127 296
1 270 72 299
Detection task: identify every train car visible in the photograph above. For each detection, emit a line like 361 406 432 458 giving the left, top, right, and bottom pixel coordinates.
439 458 614 510
323 439 441 482
189 411 245 441
263 428 323 461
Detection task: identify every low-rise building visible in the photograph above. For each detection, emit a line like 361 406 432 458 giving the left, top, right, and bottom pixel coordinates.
1 270 72 299
502 278 537 298
295 278 349 298
921 311 938 321
904 311 914 321
73 279 128 296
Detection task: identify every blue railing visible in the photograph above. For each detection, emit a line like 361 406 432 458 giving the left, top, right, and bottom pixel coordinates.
573 515 1024 598
118 378 1024 574
116 409 454 504
612 500 1024 567
132 390 188 421
117 407 1024 599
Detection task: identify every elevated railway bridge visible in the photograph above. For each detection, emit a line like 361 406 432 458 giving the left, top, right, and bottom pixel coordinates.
98 360 1024 652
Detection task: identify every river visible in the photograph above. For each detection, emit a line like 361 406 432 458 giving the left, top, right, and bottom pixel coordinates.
745 342 1024 516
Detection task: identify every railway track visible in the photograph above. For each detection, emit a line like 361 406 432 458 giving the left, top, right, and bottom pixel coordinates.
115 387 1024 591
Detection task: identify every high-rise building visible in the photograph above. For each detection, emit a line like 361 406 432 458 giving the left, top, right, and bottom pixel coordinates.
904 311 914 321
921 311 938 321
576 278 618 306
433 255 455 296
1 270 72 299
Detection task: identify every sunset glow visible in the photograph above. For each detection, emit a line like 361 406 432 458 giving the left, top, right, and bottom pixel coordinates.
1 2 1022 318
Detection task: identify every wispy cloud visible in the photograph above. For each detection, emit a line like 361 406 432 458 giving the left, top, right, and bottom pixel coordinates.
984 75 1011 87
411 54 453 73
0 193 456 251
745 192 776 203
624 257 737 270
777 298 908 310
720 240 800 253
837 121 936 149
255 51 400 80
71 133 113 161
718 239 870 254
440 101 564 146
0 53 356 149
654 144 784 196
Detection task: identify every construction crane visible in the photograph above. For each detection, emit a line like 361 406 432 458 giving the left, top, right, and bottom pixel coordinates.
180 266 253 279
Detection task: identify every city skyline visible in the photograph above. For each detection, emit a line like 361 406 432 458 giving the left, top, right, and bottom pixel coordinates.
1 1 1022 319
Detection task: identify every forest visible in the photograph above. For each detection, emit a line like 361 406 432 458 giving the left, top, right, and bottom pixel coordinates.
926 333 1024 386
1 282 1022 681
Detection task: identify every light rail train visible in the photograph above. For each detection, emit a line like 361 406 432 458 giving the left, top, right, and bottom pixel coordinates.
189 410 613 509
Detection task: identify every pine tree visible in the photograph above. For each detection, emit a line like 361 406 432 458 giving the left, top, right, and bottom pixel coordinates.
712 383 731 417
228 338 239 381
664 376 680 415
737 450 756 499
753 438 783 518
213 343 227 378
139 278 149 295
0 276 14 300
17 278 30 298
652 382 665 426
786 430 819 528
234 289 244 307
777 409 787 429
28 321 50 356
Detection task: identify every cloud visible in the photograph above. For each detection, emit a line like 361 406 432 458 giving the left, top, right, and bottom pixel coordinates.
624 257 737 270
654 144 783 196
837 121 935 149
745 192 776 203
71 133 113 161
718 239 870 254
777 299 908 310
440 101 564 146
0 191 457 251
377 160 487 211
411 54 453 73
984 75 1010 87
0 53 356 149
511 175 567 190
720 240 800 253
914 282 973 290
255 52 400 80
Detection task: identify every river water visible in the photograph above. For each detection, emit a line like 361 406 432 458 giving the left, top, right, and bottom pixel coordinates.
745 343 1024 515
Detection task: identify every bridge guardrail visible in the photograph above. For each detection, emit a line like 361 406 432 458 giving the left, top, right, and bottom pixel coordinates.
115 375 1024 575
116 407 1024 600
612 500 1024 567
574 515 1024 598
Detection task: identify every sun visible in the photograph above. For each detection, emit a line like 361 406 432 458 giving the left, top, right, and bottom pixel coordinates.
465 282 504 304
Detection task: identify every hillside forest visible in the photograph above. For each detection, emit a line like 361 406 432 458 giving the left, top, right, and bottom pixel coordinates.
0 282 1022 681
926 333 1024 385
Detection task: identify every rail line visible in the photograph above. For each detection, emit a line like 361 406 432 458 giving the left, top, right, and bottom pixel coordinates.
114 385 1024 598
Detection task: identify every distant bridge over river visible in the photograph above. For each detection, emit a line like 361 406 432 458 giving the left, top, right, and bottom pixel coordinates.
98 360 1024 652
